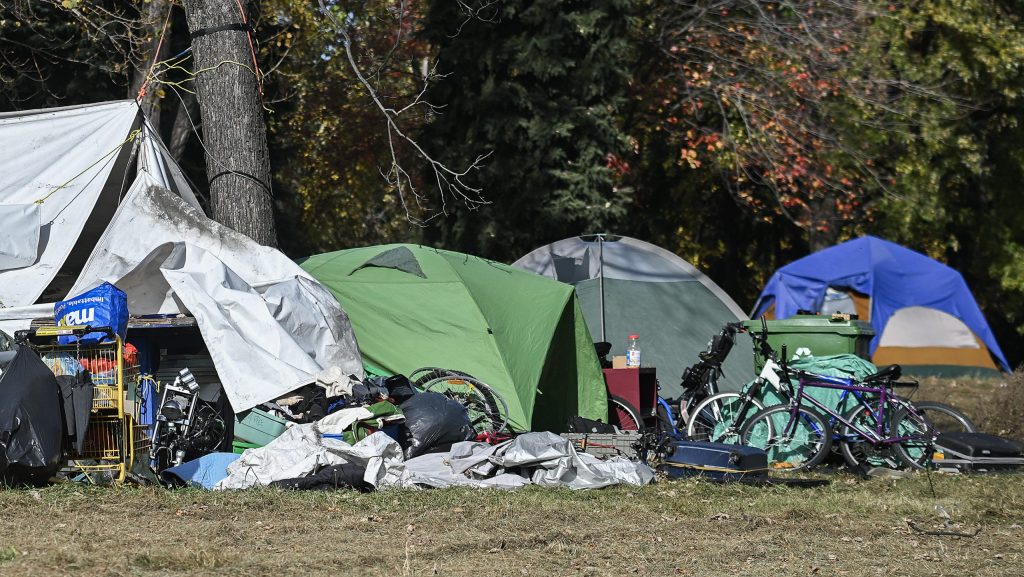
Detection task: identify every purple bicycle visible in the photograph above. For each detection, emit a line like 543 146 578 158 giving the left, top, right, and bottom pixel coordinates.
738 365 936 472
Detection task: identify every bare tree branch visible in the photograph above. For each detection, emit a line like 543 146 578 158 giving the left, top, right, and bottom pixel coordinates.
317 0 490 225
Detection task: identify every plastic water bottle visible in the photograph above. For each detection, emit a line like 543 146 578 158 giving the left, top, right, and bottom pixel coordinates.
626 334 641 368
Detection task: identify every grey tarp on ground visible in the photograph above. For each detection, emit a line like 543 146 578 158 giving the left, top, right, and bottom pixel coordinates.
111 242 363 412
402 432 655 490
217 429 409 490
218 423 654 491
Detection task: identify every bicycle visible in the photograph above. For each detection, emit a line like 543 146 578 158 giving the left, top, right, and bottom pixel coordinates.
686 318 974 452
683 319 785 442
737 363 935 472
655 322 746 436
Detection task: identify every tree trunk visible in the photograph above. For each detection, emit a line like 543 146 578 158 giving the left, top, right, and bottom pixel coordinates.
806 195 840 252
183 0 278 247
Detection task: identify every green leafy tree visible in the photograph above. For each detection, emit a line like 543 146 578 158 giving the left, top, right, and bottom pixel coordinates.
864 0 1024 362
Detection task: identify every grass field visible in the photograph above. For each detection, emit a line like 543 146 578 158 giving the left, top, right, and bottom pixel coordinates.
1 376 1022 576
1 474 1022 577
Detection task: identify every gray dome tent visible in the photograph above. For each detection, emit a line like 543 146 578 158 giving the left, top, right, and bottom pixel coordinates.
514 235 753 396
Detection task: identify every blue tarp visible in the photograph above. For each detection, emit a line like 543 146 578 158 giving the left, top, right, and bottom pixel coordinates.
160 452 239 489
751 236 1009 372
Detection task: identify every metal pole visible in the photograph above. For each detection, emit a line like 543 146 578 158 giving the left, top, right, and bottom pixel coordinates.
598 234 606 342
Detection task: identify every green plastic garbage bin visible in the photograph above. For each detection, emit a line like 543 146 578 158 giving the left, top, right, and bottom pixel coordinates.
742 314 875 373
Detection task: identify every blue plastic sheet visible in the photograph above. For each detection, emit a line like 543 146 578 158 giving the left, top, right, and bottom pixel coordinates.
160 452 240 489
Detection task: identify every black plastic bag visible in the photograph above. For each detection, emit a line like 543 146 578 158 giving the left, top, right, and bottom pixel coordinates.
399 391 475 458
566 416 618 434
384 374 417 405
0 347 64 486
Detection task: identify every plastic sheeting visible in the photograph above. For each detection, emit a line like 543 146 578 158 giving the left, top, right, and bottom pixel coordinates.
0 204 40 271
0 101 139 307
216 417 654 491
0 347 64 486
0 101 366 414
111 242 363 412
399 432 655 490
217 430 408 490
69 180 307 298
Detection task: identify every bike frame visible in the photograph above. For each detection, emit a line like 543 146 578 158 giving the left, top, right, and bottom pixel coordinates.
782 371 927 446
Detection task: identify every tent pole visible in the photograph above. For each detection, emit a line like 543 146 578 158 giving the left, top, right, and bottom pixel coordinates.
598 234 606 342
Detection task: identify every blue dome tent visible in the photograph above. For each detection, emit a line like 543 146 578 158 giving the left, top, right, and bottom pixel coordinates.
752 236 1010 376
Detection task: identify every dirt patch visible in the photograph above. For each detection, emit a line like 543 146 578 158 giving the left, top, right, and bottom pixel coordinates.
916 372 1024 440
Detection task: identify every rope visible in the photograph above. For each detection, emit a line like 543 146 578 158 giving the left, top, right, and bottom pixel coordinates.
136 5 174 102
234 0 263 96
34 130 142 206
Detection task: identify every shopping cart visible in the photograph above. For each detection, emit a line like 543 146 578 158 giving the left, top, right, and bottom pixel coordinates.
16 325 149 483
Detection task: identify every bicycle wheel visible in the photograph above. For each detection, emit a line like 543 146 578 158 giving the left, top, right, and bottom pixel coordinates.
913 401 977 435
410 367 474 388
423 375 509 433
740 405 832 472
686 393 764 444
891 405 935 470
608 395 646 432
838 402 903 470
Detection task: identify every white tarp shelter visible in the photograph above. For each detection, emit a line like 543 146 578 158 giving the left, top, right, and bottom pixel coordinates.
0 100 363 411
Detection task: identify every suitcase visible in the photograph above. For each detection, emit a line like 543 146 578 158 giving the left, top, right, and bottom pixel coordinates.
933 432 1024 472
658 440 769 481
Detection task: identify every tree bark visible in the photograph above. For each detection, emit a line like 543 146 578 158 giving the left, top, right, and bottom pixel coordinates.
183 0 278 247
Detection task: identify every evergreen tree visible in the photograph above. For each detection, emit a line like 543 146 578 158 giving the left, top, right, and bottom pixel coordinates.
419 0 635 260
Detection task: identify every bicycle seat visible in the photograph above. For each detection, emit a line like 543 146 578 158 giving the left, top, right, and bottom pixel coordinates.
863 364 901 382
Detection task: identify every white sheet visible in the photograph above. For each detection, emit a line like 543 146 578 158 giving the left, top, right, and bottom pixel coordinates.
0 204 40 271
69 178 308 298
113 242 363 412
0 100 139 306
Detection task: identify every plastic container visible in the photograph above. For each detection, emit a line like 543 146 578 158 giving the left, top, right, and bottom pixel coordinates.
742 314 875 373
233 407 289 446
626 334 641 368
232 440 262 454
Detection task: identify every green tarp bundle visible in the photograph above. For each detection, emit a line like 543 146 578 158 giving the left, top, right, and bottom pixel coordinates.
300 245 608 432
755 354 880 412
714 354 879 449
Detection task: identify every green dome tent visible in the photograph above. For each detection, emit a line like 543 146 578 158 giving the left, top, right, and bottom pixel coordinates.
300 244 608 432
514 235 754 396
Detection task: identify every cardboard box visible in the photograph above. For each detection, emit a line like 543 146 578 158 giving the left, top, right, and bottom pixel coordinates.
612 355 627 369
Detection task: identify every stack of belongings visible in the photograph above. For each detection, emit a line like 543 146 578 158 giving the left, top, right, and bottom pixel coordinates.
163 369 654 491
250 369 477 454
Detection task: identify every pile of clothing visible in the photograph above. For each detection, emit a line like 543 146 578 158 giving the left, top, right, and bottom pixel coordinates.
253 369 478 459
